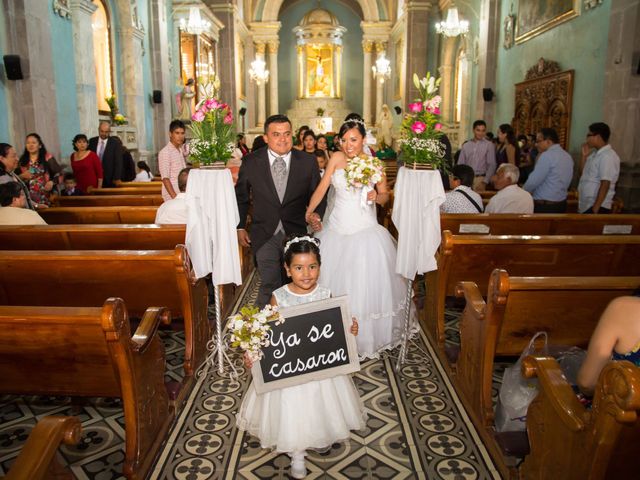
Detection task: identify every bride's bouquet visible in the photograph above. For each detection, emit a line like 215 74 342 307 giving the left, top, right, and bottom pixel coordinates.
345 153 384 208
229 304 284 363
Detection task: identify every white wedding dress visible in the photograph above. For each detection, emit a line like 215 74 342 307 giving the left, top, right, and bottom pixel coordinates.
316 169 415 359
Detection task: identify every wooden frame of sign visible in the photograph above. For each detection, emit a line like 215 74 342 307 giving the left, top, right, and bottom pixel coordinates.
251 295 360 394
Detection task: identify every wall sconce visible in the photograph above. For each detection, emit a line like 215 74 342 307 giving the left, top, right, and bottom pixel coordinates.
436 4 469 37
249 58 269 85
372 54 391 83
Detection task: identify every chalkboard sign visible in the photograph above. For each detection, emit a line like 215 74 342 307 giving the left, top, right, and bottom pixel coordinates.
251 296 360 394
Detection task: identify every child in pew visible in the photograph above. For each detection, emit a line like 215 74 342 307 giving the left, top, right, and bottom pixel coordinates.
61 173 83 196
577 290 640 397
236 235 366 479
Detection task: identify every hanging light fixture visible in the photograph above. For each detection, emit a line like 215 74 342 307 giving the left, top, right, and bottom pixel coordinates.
435 4 469 37
179 6 211 35
372 54 391 83
249 58 269 85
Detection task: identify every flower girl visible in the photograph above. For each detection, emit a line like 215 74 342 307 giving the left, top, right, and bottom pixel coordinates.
236 235 366 479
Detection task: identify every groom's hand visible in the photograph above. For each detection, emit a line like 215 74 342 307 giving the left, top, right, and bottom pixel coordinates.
307 212 322 232
237 229 251 248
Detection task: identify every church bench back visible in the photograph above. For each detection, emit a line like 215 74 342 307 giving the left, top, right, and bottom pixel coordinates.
39 206 158 223
0 298 173 479
424 231 640 347
451 269 640 429
89 186 162 195
441 213 640 235
0 224 185 250
52 194 164 207
121 181 163 188
0 246 209 379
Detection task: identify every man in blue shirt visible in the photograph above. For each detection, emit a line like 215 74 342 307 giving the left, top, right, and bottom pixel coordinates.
523 128 574 213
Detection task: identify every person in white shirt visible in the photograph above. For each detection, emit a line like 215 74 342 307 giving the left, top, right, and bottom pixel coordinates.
485 163 534 214
155 167 190 224
134 161 153 182
578 122 620 214
0 182 47 225
441 164 484 213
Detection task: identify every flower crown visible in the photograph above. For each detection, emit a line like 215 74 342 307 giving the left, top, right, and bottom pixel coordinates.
284 236 320 254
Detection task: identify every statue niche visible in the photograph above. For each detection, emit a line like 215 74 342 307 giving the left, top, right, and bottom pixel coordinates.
307 47 332 97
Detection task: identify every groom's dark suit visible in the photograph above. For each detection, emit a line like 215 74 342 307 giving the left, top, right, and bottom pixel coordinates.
236 146 325 304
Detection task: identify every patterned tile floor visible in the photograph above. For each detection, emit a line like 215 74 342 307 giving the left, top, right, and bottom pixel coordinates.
0 275 502 479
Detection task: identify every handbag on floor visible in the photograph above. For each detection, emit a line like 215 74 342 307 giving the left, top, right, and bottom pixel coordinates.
495 331 547 432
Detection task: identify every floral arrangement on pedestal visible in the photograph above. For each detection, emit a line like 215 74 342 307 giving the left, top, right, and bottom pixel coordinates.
399 73 446 168
105 95 127 125
189 97 236 167
229 304 284 363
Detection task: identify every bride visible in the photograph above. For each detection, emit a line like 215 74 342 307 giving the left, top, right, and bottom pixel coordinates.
305 119 414 359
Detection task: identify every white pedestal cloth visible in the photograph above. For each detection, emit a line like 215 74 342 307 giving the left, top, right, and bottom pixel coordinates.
185 168 242 285
391 167 445 279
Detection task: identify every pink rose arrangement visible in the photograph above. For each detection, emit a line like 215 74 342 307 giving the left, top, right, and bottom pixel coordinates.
189 96 236 166
399 72 446 167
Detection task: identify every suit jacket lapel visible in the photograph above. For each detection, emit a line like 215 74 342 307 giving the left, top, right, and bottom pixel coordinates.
282 152 298 204
259 150 281 204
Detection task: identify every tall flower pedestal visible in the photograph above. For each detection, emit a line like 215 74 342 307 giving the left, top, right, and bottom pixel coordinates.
391 166 445 371
185 167 242 378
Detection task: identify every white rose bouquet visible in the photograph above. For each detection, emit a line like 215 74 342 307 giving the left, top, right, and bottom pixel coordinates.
229 304 284 363
344 153 384 208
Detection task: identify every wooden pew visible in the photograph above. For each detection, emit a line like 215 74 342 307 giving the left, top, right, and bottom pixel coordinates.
441 213 640 235
0 246 209 386
425 231 640 349
52 195 163 207
451 269 640 430
0 299 174 480
2 416 81 480
121 181 163 188
39 206 158 224
90 186 162 195
0 224 186 250
521 357 640 479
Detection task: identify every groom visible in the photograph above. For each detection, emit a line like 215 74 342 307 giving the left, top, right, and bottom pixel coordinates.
236 114 325 306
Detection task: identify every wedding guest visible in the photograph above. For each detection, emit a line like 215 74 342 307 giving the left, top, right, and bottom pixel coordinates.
578 122 620 214
293 125 310 150
17 133 61 206
495 124 520 167
158 119 188 201
121 146 136 182
89 121 123 187
0 143 36 210
61 173 83 196
441 164 484 213
251 135 267 152
0 182 47 225
302 130 317 154
518 134 534 184
70 134 103 193
237 235 365 479
314 149 328 176
155 168 190 224
485 163 533 214
457 120 496 191
236 133 250 157
134 161 153 182
523 128 573 213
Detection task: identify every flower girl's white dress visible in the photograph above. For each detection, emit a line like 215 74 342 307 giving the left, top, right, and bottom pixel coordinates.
236 284 366 453
316 169 415 359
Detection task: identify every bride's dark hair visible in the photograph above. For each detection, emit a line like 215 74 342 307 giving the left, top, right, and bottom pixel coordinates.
338 119 366 140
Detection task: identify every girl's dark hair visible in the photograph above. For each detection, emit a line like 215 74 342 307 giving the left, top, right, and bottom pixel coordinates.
0 143 12 158
72 134 88 151
19 133 52 175
338 120 366 140
137 161 151 174
283 235 321 266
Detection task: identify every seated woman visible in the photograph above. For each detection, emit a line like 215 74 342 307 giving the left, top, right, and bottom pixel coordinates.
135 161 153 182
577 294 640 396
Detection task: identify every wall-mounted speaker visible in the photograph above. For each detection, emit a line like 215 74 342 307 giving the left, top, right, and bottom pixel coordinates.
482 88 494 102
394 106 402 115
152 90 162 104
3 55 23 80
239 107 247 116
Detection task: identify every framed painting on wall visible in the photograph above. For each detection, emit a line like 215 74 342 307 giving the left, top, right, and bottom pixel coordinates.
515 0 579 44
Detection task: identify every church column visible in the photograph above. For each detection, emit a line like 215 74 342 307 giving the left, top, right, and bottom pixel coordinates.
70 0 98 138
362 40 374 125
334 45 342 98
118 24 147 154
207 1 238 115
148 0 172 154
474 0 500 126
374 42 387 125
255 41 267 127
438 36 457 123
403 1 431 104
267 40 279 115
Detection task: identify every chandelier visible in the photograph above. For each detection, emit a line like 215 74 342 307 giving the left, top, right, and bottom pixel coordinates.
435 4 469 37
372 54 391 82
179 7 211 35
249 58 269 85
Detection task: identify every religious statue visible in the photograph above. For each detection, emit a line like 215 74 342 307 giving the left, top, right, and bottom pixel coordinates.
177 78 195 121
308 53 331 97
378 104 393 148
